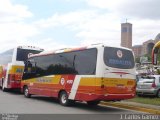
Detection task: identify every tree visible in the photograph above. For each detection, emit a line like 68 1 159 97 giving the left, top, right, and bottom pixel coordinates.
135 57 140 63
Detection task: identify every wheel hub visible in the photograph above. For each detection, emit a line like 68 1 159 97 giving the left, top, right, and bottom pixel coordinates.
61 94 67 103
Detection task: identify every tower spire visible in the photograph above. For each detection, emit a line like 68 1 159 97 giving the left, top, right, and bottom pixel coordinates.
126 18 128 23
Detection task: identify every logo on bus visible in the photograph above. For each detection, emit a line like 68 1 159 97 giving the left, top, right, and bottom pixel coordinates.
28 53 33 58
60 78 65 85
117 50 123 58
67 80 73 84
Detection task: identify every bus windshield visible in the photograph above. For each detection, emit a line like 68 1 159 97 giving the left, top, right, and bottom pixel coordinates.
16 48 42 61
104 47 135 69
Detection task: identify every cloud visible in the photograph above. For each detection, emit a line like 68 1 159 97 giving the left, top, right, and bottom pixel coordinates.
0 0 159 53
86 0 123 9
0 0 33 22
34 38 77 51
0 0 38 52
35 0 160 47
132 19 160 45
35 10 97 29
85 0 160 20
35 10 122 46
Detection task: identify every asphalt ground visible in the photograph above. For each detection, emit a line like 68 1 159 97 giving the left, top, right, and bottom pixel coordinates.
0 90 149 120
0 90 140 114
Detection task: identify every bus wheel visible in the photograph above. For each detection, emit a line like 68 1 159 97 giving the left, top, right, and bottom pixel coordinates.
2 82 7 92
59 91 70 106
87 101 100 106
24 86 31 98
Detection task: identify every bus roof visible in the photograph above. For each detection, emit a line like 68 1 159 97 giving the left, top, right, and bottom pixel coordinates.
0 46 44 55
29 44 132 58
17 46 44 51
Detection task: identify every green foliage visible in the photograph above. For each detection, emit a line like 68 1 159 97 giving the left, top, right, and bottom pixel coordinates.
144 54 151 62
127 96 160 106
135 57 140 63
156 69 160 74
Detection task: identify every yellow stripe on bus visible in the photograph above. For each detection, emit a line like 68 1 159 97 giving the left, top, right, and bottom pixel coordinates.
9 65 24 74
80 77 135 87
22 76 136 87
79 77 95 86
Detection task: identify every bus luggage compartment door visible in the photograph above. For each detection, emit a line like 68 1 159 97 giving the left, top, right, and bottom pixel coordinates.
102 74 135 95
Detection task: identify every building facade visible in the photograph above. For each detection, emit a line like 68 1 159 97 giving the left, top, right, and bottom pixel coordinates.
132 45 142 57
120 22 160 58
132 33 160 58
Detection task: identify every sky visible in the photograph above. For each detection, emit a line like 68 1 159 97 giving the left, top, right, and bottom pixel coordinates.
0 0 160 52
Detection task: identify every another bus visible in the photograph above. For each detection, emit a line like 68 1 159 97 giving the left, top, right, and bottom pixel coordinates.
21 44 136 106
0 46 44 91
152 41 160 65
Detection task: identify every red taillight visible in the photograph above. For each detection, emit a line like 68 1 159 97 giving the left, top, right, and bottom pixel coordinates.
152 82 156 88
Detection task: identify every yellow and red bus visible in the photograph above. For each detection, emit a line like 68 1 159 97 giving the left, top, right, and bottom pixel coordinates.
0 46 44 91
152 41 160 65
21 44 136 106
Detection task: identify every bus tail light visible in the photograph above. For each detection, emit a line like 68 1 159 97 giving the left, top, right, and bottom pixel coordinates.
152 82 156 88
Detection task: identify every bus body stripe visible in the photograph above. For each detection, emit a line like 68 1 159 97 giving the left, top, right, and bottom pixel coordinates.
68 76 81 100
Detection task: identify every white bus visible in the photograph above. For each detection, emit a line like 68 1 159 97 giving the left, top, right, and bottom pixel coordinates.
21 44 136 106
0 46 44 91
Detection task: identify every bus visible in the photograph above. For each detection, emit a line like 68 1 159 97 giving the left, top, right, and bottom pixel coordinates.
0 46 44 91
152 41 160 65
21 44 136 106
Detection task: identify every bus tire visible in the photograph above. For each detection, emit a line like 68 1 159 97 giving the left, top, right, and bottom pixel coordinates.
87 101 100 106
59 91 70 106
24 86 31 98
2 80 7 92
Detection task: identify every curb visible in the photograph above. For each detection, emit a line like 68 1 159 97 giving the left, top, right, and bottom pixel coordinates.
100 101 160 115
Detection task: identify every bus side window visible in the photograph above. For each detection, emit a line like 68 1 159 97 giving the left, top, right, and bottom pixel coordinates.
27 61 32 73
24 61 36 73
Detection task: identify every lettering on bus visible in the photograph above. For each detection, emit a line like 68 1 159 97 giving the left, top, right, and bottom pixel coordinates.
67 80 73 84
36 78 52 83
104 47 135 69
60 78 73 85
109 59 132 66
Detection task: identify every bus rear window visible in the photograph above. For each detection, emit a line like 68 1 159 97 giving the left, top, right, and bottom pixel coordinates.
16 48 42 61
104 47 135 69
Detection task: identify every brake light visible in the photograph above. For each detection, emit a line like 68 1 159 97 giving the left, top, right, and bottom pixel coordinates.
152 82 156 88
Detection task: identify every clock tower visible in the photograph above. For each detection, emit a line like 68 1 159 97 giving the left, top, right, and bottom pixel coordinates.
121 23 132 49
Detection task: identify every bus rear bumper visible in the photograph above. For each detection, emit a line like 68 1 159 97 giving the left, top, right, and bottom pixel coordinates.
75 93 135 101
101 93 135 101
